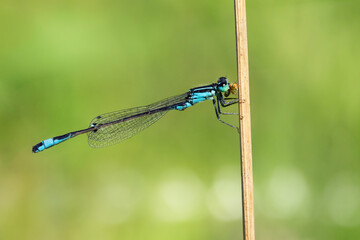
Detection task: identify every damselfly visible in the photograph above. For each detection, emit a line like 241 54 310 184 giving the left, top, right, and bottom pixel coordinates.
32 77 239 153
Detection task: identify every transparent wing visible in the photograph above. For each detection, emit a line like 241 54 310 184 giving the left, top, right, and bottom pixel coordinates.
88 93 188 148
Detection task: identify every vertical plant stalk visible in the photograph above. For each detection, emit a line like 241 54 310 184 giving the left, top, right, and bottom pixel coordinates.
234 0 255 239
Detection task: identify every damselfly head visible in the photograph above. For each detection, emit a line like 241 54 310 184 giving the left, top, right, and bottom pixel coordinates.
217 77 230 93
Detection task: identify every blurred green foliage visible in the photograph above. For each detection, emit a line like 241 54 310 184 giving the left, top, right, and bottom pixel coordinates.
0 0 359 239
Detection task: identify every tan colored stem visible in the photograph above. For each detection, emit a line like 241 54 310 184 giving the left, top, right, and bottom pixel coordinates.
234 0 255 239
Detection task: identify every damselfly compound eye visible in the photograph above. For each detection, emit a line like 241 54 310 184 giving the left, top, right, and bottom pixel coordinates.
217 77 228 87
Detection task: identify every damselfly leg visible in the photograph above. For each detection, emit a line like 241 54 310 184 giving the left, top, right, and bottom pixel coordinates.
212 98 239 131
216 94 239 115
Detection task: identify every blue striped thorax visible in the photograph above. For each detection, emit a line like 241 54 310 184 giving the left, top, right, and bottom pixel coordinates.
172 77 233 111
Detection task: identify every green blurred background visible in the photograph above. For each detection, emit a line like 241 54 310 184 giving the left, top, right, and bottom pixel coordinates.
1 0 359 239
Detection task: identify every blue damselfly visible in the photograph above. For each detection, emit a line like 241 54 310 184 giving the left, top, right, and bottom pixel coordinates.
32 77 239 153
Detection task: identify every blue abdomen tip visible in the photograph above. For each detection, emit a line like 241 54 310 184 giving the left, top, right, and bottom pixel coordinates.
32 133 71 153
32 142 45 153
